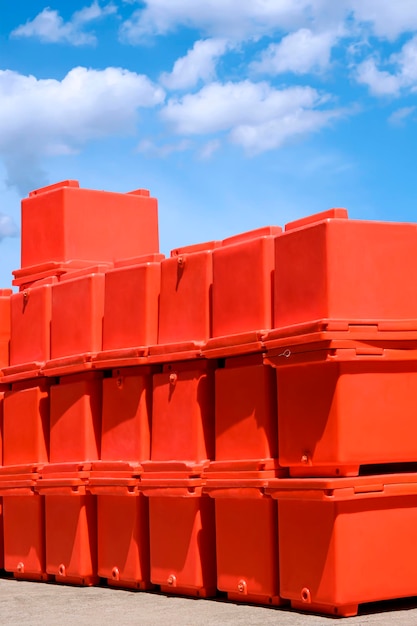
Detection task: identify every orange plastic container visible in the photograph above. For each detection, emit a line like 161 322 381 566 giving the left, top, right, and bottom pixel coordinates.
10 279 55 367
50 372 102 463
3 380 50 465
268 473 417 617
89 463 151 590
214 354 277 464
275 209 417 328
0 466 48 581
101 367 152 462
20 181 159 273
212 227 280 338
0 289 11 369
142 474 216 597
151 360 215 462
50 267 106 360
102 254 163 351
158 241 220 345
37 463 98 586
266 341 417 476
206 486 281 605
3 494 47 580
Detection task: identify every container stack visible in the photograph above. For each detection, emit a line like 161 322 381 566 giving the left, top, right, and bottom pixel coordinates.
0 180 160 585
201 226 284 606
2 181 417 617
260 208 417 616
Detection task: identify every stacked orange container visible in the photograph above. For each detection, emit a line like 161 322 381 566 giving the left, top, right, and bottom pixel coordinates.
202 226 285 606
140 240 220 598
263 208 417 616
1 180 160 586
90 252 164 591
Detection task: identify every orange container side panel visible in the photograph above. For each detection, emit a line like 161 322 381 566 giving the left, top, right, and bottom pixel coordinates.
275 355 417 477
149 495 216 597
212 235 276 337
51 272 105 359
97 493 151 589
277 491 417 617
215 355 277 463
103 260 162 351
3 494 48 581
21 182 159 269
10 283 53 366
0 390 4 466
45 493 98 585
101 367 152 462
0 289 11 369
151 360 215 463
50 373 102 464
215 497 281 605
275 218 417 328
3 382 50 466
158 246 216 344
0 500 3 569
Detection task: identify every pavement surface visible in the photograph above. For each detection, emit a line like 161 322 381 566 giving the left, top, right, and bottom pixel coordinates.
2 578 417 625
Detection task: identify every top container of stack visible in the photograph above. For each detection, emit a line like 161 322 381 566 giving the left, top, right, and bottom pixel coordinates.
16 180 159 284
274 208 417 328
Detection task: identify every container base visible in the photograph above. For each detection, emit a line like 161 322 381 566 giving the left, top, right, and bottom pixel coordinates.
107 579 155 591
291 601 358 617
227 592 284 606
14 572 52 582
159 585 217 598
54 574 99 586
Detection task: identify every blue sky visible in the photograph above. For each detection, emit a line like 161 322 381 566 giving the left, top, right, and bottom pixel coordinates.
1 0 417 286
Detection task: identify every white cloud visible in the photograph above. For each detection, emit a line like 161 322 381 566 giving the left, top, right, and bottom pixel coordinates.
356 35 417 96
356 58 402 96
119 0 417 48
388 106 417 126
161 80 342 154
351 0 417 40
252 28 336 75
199 139 221 159
0 67 165 194
137 138 192 156
120 0 345 43
11 1 117 46
230 108 341 153
160 38 229 90
392 36 417 86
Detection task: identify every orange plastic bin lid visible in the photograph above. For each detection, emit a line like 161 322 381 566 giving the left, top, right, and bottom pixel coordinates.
266 472 417 501
221 225 281 246
36 462 91 494
170 240 221 257
202 331 265 358
148 341 205 362
12 260 103 287
264 339 417 367
0 463 43 493
1 362 43 383
89 460 142 494
204 458 284 479
263 319 417 347
140 460 208 496
284 207 348 232
93 347 149 369
113 253 165 269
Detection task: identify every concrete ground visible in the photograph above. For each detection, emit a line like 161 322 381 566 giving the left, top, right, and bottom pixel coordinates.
2 578 417 625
